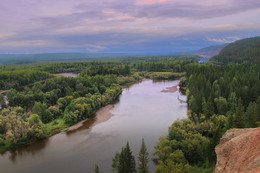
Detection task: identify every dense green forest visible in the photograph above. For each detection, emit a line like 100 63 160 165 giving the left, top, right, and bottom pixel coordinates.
0 58 195 152
0 68 52 90
0 74 121 151
154 63 260 172
0 54 200 65
210 37 260 64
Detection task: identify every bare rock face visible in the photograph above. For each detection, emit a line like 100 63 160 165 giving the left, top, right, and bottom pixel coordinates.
214 128 260 173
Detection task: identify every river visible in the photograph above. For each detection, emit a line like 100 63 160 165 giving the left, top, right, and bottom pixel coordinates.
0 79 187 173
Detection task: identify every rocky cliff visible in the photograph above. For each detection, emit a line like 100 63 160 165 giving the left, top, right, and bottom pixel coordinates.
214 128 260 173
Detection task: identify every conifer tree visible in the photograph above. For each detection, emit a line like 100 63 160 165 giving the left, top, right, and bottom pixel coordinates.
246 102 257 127
137 139 149 173
233 99 245 128
112 142 136 173
95 164 100 173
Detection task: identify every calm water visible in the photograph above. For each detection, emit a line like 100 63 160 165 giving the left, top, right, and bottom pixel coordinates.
0 79 187 173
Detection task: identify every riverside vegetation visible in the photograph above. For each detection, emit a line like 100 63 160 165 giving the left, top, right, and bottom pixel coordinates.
0 56 195 152
0 46 259 173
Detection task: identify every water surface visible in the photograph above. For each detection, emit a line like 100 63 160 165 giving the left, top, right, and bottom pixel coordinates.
0 79 187 173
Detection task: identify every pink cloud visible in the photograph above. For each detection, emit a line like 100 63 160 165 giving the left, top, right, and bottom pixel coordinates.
136 0 228 5
136 0 173 5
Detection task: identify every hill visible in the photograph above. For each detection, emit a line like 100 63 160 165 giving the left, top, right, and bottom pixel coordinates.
0 53 134 64
195 44 227 57
210 37 260 64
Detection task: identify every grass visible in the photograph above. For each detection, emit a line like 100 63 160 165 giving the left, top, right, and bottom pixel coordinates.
138 71 185 80
44 118 68 136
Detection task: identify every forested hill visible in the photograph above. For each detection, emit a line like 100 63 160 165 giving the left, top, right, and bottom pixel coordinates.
195 44 227 57
210 37 260 64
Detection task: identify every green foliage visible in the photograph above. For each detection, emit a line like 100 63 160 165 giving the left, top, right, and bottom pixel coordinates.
155 159 191 173
81 64 131 76
27 114 45 139
233 100 245 128
117 73 141 85
186 63 260 117
44 118 67 135
214 97 228 115
95 164 100 173
211 36 260 64
138 72 185 80
0 69 52 90
112 142 136 173
137 139 149 173
0 107 45 149
33 102 53 123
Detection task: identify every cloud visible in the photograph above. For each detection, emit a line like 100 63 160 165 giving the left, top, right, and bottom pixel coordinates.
130 0 260 19
207 36 241 43
0 0 260 53
84 44 107 52
136 0 173 5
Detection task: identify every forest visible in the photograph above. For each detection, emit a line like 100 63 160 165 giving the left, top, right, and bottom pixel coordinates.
0 53 259 173
0 57 196 152
154 62 260 173
0 73 122 151
210 37 260 64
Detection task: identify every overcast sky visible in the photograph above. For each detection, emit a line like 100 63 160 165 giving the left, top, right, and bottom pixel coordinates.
0 0 260 53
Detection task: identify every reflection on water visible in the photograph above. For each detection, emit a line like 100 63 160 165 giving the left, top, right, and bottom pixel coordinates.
7 139 49 163
0 79 187 173
66 118 96 136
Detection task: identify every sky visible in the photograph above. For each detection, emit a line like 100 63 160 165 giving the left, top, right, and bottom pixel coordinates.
0 0 260 54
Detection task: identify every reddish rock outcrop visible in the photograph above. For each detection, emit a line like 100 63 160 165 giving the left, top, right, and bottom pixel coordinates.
214 128 260 173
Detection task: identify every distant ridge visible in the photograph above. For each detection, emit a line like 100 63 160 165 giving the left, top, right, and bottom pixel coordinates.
195 44 227 57
0 52 148 64
171 44 227 58
210 37 260 64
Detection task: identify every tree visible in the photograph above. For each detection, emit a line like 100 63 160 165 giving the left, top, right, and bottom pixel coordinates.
228 92 237 115
233 99 245 128
137 139 149 173
214 97 228 115
28 114 45 139
155 159 191 173
0 94 3 106
32 102 53 123
112 142 136 173
245 102 257 127
95 164 100 173
112 152 121 173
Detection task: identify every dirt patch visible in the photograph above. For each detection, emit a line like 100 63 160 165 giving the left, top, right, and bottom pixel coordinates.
161 85 178 93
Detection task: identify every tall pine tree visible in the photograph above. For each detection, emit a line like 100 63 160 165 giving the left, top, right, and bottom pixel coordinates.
112 142 136 173
137 139 149 173
94 164 100 173
233 99 245 128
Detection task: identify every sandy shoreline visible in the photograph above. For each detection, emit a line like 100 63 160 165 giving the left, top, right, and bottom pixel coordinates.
55 73 79 77
67 104 114 132
161 85 178 93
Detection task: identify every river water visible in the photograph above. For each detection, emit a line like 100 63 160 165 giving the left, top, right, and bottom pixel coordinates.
0 79 187 173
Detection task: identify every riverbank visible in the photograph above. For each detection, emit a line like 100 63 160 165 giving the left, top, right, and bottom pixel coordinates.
161 85 178 93
67 104 114 132
54 73 79 77
0 79 186 173
0 104 116 153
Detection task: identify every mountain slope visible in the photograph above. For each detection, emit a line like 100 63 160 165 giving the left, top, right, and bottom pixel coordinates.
195 44 227 57
210 37 260 64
